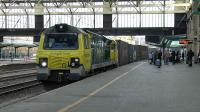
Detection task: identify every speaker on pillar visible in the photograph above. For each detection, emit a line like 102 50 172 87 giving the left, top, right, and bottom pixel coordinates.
33 35 40 42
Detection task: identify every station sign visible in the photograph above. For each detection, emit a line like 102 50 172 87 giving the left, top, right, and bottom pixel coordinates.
179 39 193 44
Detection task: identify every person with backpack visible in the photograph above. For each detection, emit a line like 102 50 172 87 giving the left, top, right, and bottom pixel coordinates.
156 50 162 68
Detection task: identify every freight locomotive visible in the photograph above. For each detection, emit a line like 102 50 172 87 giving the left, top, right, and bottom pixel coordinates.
36 24 148 82
36 24 118 82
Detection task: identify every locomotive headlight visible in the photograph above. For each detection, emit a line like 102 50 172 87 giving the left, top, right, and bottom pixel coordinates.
70 58 80 68
71 62 75 67
39 58 48 68
41 61 47 67
60 25 63 29
75 58 79 62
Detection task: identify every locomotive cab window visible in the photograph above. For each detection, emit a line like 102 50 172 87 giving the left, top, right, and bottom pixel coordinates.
44 33 78 50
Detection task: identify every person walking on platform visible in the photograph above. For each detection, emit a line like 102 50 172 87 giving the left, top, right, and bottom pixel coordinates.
187 49 194 67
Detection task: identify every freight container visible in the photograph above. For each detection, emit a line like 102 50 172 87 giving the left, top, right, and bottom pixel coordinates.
133 45 148 61
128 44 134 63
116 40 129 66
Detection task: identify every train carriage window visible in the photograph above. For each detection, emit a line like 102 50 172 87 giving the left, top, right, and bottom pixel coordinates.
84 35 89 49
44 33 78 50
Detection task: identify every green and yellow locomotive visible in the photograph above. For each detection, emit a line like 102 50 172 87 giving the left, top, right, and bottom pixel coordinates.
36 24 118 82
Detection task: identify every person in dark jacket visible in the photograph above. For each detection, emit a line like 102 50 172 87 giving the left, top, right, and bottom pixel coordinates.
171 51 176 64
187 49 194 66
157 50 162 60
182 52 185 61
176 51 180 63
156 50 162 67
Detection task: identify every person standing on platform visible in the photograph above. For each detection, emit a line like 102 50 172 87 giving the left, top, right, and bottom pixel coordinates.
198 49 200 63
164 50 170 65
148 52 153 64
156 50 162 68
171 51 176 65
151 51 155 64
176 51 180 63
153 51 158 65
187 49 194 67
182 52 185 61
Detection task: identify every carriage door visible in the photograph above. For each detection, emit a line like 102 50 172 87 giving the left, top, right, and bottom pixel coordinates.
110 42 117 62
83 35 92 71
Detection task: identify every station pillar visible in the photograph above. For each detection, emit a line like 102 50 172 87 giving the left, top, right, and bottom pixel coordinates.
187 1 200 61
103 1 112 29
35 15 44 30
14 47 17 58
35 3 44 35
28 47 30 58
0 47 1 59
0 36 3 59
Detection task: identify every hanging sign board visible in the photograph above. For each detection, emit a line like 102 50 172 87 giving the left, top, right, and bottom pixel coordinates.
179 39 192 44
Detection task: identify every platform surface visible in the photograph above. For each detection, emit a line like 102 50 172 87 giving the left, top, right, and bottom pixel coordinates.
1 62 200 112
0 59 35 66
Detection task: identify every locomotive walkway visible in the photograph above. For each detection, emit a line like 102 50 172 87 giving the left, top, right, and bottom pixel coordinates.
1 61 200 112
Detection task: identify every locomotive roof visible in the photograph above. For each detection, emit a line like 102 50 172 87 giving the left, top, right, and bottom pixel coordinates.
85 30 112 41
44 24 87 34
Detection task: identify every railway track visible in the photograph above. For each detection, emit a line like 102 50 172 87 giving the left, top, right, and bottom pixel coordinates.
0 72 36 82
0 79 41 96
0 68 36 75
0 68 68 108
0 68 39 96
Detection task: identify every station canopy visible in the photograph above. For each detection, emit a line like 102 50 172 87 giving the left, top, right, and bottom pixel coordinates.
0 0 192 16
0 36 38 48
162 34 187 48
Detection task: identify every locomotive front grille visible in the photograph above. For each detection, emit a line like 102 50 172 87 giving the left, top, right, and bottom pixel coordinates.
49 56 69 69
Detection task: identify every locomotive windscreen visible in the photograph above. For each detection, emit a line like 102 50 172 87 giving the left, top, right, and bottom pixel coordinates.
44 33 78 50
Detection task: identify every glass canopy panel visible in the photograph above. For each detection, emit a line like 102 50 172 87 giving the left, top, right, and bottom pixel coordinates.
113 13 174 28
0 16 5 28
170 41 183 47
44 15 71 28
3 36 33 44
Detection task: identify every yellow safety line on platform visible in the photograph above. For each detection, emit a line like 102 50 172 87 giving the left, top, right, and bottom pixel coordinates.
58 62 145 112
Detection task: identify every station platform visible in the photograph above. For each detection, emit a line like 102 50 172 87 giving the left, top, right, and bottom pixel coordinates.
0 59 35 66
1 61 200 112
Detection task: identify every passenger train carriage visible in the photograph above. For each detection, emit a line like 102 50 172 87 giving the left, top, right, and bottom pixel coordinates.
36 24 118 82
